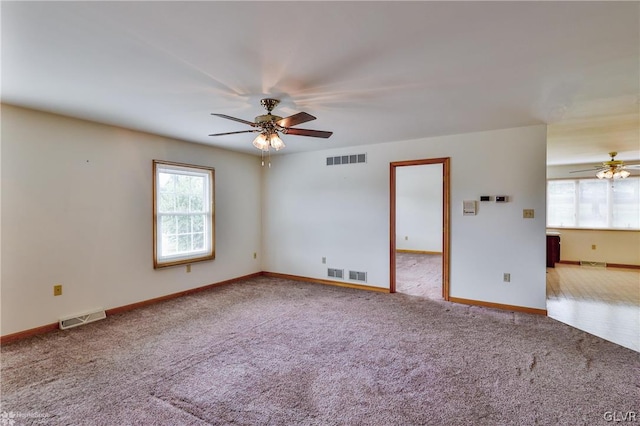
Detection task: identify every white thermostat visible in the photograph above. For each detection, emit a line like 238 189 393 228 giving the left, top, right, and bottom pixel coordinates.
463 200 477 216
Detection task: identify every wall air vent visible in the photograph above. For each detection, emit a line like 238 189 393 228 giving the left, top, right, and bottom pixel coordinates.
326 153 367 166
327 268 344 279
349 270 367 282
59 309 106 330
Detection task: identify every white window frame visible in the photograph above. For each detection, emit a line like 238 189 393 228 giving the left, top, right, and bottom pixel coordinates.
547 177 640 230
153 160 215 268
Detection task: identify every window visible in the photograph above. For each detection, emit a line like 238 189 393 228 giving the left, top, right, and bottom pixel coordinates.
153 160 215 268
547 177 640 230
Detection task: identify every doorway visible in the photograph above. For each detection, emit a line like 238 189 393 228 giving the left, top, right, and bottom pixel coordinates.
390 158 450 299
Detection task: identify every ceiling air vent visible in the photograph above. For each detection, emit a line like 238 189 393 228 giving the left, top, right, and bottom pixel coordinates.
349 270 367 282
328 268 344 279
326 153 367 166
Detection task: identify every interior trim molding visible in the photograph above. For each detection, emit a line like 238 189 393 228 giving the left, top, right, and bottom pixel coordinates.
0 322 59 345
390 157 451 300
0 272 262 345
396 249 442 255
262 272 390 293
557 260 640 270
449 297 548 316
105 272 262 316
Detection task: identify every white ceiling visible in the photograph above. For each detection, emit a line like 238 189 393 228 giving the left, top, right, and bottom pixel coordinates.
2 1 639 166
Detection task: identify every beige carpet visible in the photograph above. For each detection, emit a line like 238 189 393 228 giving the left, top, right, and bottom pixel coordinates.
1 275 638 425
396 252 442 299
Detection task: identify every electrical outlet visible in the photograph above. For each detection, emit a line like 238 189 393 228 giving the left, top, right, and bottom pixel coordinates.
253 252 257 259
523 209 534 219
591 245 596 250
322 257 326 264
53 285 62 296
405 236 409 240
186 264 191 273
503 273 511 283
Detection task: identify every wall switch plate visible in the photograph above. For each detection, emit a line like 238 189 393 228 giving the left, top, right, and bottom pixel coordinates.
186 264 191 273
322 257 326 264
523 209 534 219
53 285 62 296
503 273 511 283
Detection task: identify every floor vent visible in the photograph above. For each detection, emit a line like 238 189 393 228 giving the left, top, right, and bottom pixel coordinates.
328 268 344 279
326 153 366 166
580 261 607 268
59 309 106 330
580 260 607 268
349 270 367 282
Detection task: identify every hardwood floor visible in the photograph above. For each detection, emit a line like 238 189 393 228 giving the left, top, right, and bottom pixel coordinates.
396 253 639 352
546 264 639 352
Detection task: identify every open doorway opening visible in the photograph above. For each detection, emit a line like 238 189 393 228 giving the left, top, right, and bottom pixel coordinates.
390 158 450 300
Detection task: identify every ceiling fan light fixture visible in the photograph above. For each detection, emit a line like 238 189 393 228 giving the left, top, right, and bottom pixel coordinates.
269 133 285 151
252 133 269 151
617 169 630 179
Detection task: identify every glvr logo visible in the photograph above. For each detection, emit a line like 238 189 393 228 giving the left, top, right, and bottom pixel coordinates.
604 411 637 422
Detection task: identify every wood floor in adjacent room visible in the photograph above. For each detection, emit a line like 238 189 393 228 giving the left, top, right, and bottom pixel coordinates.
396 253 639 352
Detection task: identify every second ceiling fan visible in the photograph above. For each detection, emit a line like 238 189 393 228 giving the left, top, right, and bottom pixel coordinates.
209 98 333 152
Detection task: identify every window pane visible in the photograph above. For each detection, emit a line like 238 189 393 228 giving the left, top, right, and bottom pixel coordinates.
162 235 177 256
193 215 204 232
161 215 176 234
577 180 608 228
193 233 205 250
158 173 175 191
190 194 204 211
178 235 191 252
547 180 576 227
159 193 175 212
176 194 190 212
612 178 640 229
177 215 190 234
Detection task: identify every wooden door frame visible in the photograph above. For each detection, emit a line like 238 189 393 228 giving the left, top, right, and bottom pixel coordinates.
390 158 450 300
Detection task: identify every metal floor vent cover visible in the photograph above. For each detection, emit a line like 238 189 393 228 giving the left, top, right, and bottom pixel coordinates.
59 309 106 330
580 260 607 268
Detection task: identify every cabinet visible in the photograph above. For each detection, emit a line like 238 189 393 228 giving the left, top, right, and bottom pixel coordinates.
546 233 560 268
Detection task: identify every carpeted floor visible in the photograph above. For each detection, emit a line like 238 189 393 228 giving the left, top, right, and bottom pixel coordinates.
1 276 638 425
395 252 442 299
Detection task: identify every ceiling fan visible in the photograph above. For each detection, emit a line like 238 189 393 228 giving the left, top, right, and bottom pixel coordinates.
571 152 640 179
209 98 332 152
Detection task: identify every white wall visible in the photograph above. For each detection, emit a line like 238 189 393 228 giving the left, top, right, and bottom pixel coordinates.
263 125 548 310
547 164 640 266
1 105 262 335
396 165 443 252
